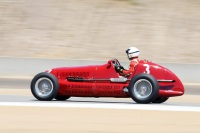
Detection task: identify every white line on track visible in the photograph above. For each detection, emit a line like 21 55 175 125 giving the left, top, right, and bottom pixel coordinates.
0 102 200 112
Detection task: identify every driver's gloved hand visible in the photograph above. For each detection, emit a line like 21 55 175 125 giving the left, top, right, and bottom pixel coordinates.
120 66 124 70
115 66 124 73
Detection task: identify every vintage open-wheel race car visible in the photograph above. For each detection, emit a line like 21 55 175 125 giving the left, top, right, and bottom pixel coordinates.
31 59 184 104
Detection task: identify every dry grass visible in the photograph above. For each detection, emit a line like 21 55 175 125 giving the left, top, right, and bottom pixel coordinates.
0 0 200 63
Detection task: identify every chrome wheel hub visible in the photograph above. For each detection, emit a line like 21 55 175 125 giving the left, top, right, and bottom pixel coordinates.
35 78 53 97
133 79 152 99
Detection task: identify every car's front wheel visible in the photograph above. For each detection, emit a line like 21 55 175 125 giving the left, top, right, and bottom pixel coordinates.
128 74 159 104
31 72 59 101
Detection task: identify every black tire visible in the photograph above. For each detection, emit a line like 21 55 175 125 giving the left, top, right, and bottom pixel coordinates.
152 97 169 103
31 72 59 101
55 95 70 101
128 73 159 104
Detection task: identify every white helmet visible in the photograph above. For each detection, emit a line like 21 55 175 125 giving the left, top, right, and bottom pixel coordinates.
126 47 140 60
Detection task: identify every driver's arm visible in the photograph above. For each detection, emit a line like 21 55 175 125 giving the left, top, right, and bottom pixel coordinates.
122 61 136 75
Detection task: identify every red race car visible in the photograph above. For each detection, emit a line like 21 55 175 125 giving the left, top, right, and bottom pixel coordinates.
31 59 184 104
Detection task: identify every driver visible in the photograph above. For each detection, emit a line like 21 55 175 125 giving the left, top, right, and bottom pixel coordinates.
115 47 140 76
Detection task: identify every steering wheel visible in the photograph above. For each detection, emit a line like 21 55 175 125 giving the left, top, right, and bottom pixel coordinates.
111 58 121 67
111 59 130 77
111 59 125 74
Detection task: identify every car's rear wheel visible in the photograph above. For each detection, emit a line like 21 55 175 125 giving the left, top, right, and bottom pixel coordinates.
128 74 159 104
31 72 59 101
55 95 70 101
152 97 169 103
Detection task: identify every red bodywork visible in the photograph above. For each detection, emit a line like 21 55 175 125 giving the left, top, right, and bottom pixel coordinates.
47 60 184 98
